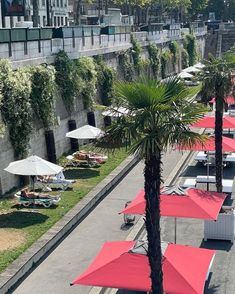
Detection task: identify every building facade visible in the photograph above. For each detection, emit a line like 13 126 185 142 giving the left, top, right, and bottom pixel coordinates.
0 0 68 28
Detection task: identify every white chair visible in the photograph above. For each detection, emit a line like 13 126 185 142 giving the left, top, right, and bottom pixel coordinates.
182 178 196 188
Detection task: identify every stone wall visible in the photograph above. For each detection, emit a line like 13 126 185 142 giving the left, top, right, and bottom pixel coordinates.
0 30 207 195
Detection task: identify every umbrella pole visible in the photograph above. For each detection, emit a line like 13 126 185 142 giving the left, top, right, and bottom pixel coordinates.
174 217 177 244
206 153 209 191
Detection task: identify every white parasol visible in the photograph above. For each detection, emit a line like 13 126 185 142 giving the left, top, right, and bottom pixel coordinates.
4 155 63 176
66 125 103 140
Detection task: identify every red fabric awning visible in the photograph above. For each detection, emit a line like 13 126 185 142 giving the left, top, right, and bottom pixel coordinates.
120 188 226 219
192 116 235 129
178 135 235 152
71 240 215 294
210 96 235 105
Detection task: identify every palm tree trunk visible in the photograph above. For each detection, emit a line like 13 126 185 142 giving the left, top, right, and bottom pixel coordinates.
215 94 223 193
144 150 163 294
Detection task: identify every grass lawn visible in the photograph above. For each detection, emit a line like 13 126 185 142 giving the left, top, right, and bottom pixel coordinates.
0 148 128 273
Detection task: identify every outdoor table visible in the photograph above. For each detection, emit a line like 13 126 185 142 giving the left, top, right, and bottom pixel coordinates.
196 175 216 191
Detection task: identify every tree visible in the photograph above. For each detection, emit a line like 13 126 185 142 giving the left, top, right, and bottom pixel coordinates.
97 77 207 293
202 50 235 192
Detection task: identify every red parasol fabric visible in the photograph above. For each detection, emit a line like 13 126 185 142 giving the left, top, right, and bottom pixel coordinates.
191 116 235 129
71 240 215 294
178 135 235 152
209 96 235 105
120 188 226 219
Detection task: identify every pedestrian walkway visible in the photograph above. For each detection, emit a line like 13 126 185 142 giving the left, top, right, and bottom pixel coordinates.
13 150 183 294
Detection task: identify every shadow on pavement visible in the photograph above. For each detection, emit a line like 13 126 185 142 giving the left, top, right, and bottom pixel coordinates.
120 223 135 231
200 239 233 252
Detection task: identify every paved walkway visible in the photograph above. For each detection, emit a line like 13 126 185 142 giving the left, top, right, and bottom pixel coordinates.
14 150 183 294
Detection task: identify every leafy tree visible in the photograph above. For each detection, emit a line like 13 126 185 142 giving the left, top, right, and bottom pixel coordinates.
202 50 235 192
97 77 207 293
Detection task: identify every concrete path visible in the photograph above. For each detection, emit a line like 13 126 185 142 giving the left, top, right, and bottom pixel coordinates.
14 150 183 294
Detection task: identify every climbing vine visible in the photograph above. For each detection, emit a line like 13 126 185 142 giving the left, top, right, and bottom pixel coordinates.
160 50 172 79
130 34 142 74
54 50 82 115
118 50 134 82
169 41 179 67
181 48 189 69
75 56 97 109
94 56 114 106
30 65 57 130
0 60 32 159
147 43 160 78
183 34 198 66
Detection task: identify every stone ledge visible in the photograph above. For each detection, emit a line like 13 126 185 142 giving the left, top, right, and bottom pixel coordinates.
0 155 139 293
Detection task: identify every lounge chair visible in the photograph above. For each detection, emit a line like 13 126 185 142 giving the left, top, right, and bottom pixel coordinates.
14 191 61 208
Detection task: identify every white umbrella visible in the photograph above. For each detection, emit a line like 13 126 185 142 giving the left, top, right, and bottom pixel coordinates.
66 125 102 140
102 106 129 117
178 72 194 79
194 62 205 69
183 66 201 73
4 155 63 176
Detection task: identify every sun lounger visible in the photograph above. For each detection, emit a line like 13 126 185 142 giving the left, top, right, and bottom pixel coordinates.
34 178 74 191
14 192 61 208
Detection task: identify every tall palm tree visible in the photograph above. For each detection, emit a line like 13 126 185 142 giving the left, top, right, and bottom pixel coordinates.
98 77 207 293
202 50 235 192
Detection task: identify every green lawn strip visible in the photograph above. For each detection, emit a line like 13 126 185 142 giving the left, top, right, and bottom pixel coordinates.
0 148 128 273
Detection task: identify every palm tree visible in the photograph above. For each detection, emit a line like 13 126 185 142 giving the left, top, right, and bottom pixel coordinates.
98 77 207 293
202 50 235 192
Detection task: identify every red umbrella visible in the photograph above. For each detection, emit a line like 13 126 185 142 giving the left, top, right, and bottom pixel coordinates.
192 116 235 129
120 188 226 219
178 135 235 152
71 240 215 294
210 96 235 105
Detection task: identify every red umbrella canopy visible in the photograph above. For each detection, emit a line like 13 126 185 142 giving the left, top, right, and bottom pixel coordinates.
210 96 235 105
191 116 235 129
120 188 226 220
71 240 215 294
178 135 235 152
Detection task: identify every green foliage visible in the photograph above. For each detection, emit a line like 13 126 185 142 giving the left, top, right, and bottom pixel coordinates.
160 50 172 79
169 41 179 65
181 48 189 69
94 56 114 106
54 50 82 115
29 65 56 130
118 50 134 82
130 34 142 74
0 61 32 158
183 34 198 66
147 43 160 78
75 57 97 109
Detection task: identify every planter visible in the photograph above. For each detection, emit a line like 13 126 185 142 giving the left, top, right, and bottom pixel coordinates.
0 29 10 43
204 207 235 243
27 28 40 40
40 28 53 40
11 28 26 42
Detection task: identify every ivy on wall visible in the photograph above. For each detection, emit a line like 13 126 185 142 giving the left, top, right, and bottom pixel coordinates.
75 56 97 110
181 48 189 69
118 50 134 82
147 43 160 78
160 50 172 79
94 56 114 106
183 34 198 66
169 41 179 68
0 60 32 159
130 34 142 74
30 65 56 130
54 50 82 115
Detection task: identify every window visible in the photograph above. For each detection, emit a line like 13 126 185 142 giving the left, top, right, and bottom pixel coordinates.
57 16 60 26
61 17 63 26
54 16 56 26
56 0 59 7
42 0 45 6
65 17 68 26
43 16 46 26
60 0 63 7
